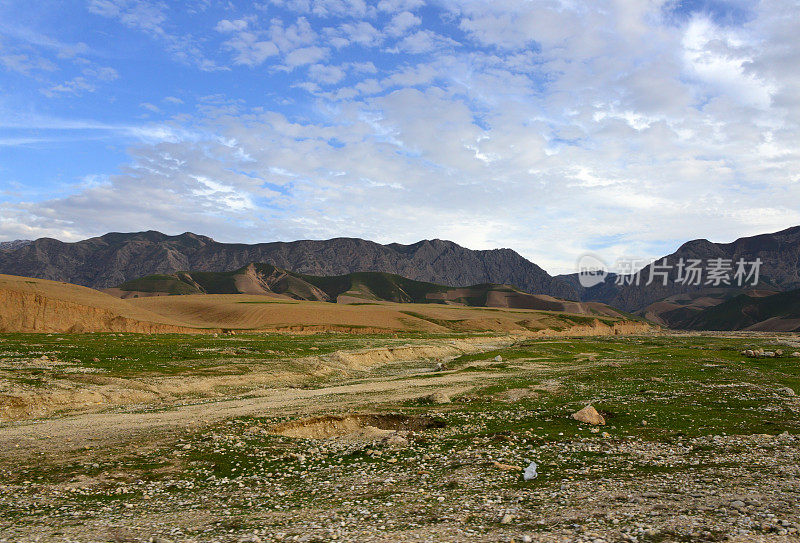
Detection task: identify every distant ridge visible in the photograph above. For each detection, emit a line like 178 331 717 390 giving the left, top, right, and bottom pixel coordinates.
672 288 800 331
0 231 577 299
0 240 30 252
559 225 800 326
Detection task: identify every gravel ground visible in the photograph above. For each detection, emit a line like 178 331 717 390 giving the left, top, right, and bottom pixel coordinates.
1 333 799 542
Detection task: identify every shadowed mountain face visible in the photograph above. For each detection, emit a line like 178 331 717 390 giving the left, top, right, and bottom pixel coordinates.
0 231 577 299
669 289 800 332
560 226 800 321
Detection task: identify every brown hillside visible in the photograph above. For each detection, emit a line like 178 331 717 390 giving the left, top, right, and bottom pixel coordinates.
0 273 650 335
0 274 195 333
128 294 648 335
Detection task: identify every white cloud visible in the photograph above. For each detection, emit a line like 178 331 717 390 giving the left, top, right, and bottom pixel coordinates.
88 0 220 70
284 45 329 67
337 21 383 47
376 0 423 14
215 18 250 33
221 31 279 66
0 52 56 74
682 16 775 109
385 11 421 37
308 63 346 84
41 65 119 97
268 16 317 52
388 30 459 54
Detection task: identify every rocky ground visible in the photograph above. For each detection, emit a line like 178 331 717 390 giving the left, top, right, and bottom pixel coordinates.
1 333 799 542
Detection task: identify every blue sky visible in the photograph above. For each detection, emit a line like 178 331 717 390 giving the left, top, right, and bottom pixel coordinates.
1 0 799 273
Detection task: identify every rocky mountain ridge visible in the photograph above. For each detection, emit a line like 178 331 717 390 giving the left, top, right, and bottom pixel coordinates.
0 231 577 299
560 225 800 327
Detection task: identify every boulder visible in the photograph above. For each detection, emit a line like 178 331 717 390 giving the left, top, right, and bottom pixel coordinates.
571 405 606 426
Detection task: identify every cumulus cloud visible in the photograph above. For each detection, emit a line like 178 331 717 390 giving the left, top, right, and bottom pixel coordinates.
388 30 459 54
385 11 421 37
308 63 346 84
284 45 329 67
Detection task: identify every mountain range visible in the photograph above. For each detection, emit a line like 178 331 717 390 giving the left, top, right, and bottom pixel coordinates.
3 226 800 330
0 231 576 299
559 225 800 328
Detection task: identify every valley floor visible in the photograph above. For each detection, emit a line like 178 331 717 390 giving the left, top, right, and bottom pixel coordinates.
1 332 799 542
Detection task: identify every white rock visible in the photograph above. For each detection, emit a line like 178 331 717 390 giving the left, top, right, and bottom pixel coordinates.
524 461 538 480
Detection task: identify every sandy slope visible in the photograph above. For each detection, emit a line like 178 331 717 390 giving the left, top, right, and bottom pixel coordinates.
0 273 649 334
0 274 195 333
128 293 644 334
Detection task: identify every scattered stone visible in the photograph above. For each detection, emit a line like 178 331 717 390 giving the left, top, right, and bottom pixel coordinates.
383 434 408 448
420 391 451 404
491 461 523 472
494 355 503 362
572 405 606 426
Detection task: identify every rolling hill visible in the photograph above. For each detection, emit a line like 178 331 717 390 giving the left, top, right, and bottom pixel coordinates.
666 288 800 331
0 272 647 335
0 274 195 333
104 263 623 316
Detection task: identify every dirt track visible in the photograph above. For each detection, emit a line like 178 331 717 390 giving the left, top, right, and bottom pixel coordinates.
0 365 498 460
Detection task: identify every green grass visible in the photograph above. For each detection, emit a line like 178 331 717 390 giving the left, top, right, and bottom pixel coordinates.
0 331 481 377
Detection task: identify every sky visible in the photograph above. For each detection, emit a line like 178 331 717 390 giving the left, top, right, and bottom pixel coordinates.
0 0 799 274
